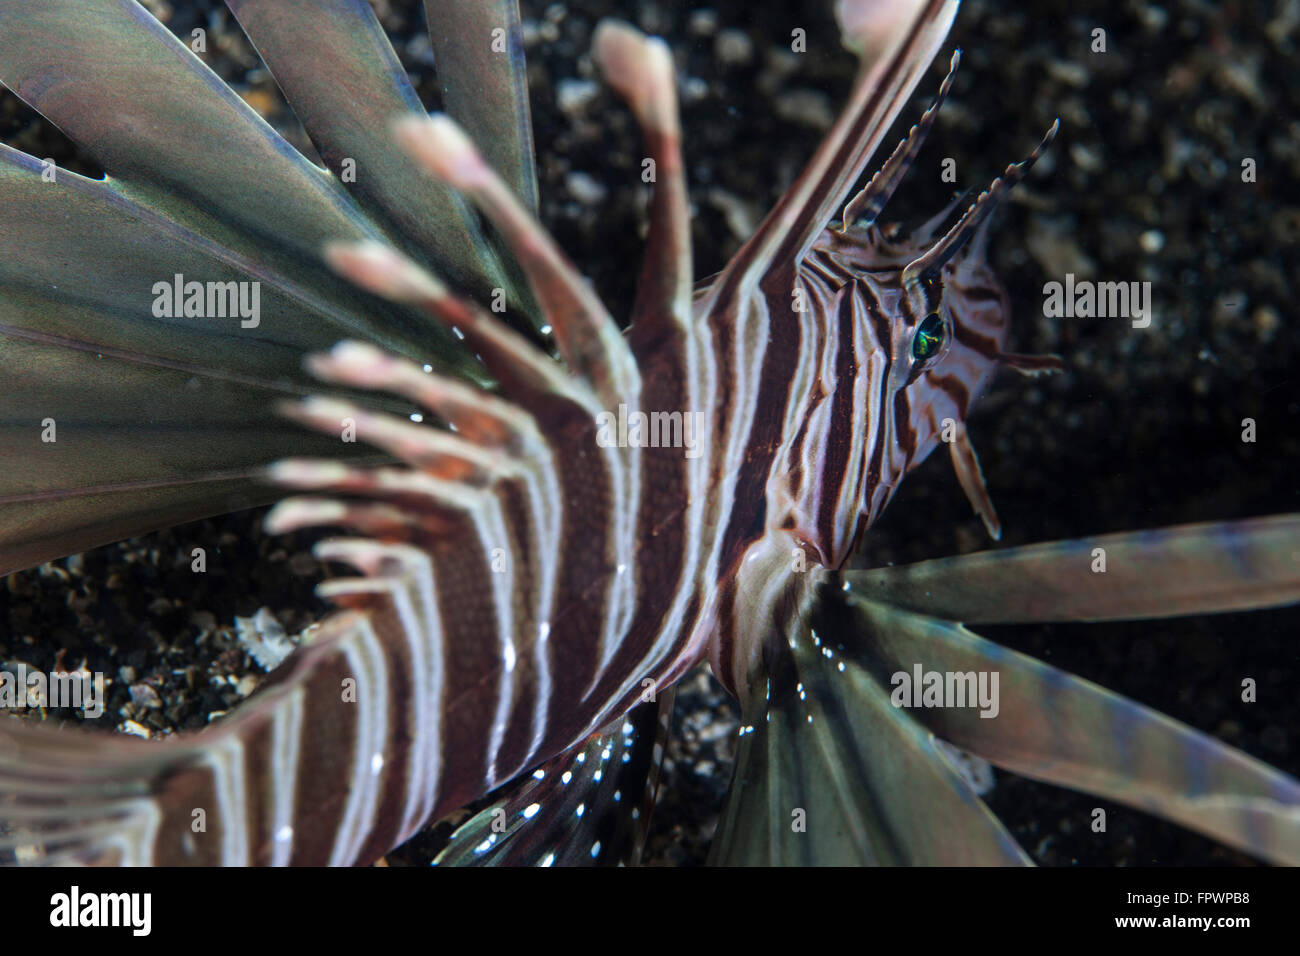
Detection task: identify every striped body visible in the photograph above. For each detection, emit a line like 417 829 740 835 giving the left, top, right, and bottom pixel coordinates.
2 0 1050 865
27 215 1013 865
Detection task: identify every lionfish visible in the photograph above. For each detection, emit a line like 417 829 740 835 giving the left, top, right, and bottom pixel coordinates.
1 0 1297 867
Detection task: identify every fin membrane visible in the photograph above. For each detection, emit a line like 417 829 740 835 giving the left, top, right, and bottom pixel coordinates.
434 693 671 867
846 514 1300 624
827 579 1300 865
710 603 1029 865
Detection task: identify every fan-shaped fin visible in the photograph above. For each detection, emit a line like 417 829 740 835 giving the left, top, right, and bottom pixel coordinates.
710 605 1030 865
0 325 385 577
829 584 1300 865
846 514 1300 623
324 241 580 404
225 0 526 313
280 395 503 481
304 340 534 448
0 0 379 270
424 0 538 215
0 0 497 572
434 693 669 866
0 147 467 375
394 115 639 408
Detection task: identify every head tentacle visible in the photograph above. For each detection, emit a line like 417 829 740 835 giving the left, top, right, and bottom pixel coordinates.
903 118 1061 285
841 49 962 232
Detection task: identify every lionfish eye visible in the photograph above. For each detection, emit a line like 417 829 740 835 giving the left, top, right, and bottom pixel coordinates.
912 313 945 361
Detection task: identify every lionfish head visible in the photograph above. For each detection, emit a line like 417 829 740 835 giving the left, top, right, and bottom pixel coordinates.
811 51 1062 545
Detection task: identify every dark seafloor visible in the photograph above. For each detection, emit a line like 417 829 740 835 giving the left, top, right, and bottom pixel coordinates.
1 0 1297 866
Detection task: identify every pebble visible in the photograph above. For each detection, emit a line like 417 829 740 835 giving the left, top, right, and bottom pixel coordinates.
714 29 754 67
1253 305 1280 342
1069 142 1105 172
565 171 608 204
120 719 152 739
1140 5 1170 31
1026 217 1098 278
1046 60 1089 88
403 33 435 67
683 76 710 102
707 187 758 241
520 19 541 49
237 88 278 120
556 78 599 114
138 0 173 23
774 88 834 130
130 683 162 709
1138 229 1165 253
688 9 718 36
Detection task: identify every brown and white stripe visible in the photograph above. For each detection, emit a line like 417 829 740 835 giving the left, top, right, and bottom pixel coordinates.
0 1 1064 866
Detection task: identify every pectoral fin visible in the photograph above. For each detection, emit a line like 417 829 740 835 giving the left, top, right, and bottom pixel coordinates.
709 601 1030 865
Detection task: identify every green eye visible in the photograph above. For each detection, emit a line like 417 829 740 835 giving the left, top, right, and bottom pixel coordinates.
912 312 945 361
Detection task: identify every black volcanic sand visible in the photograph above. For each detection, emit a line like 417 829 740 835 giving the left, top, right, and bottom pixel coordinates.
1 0 1296 866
